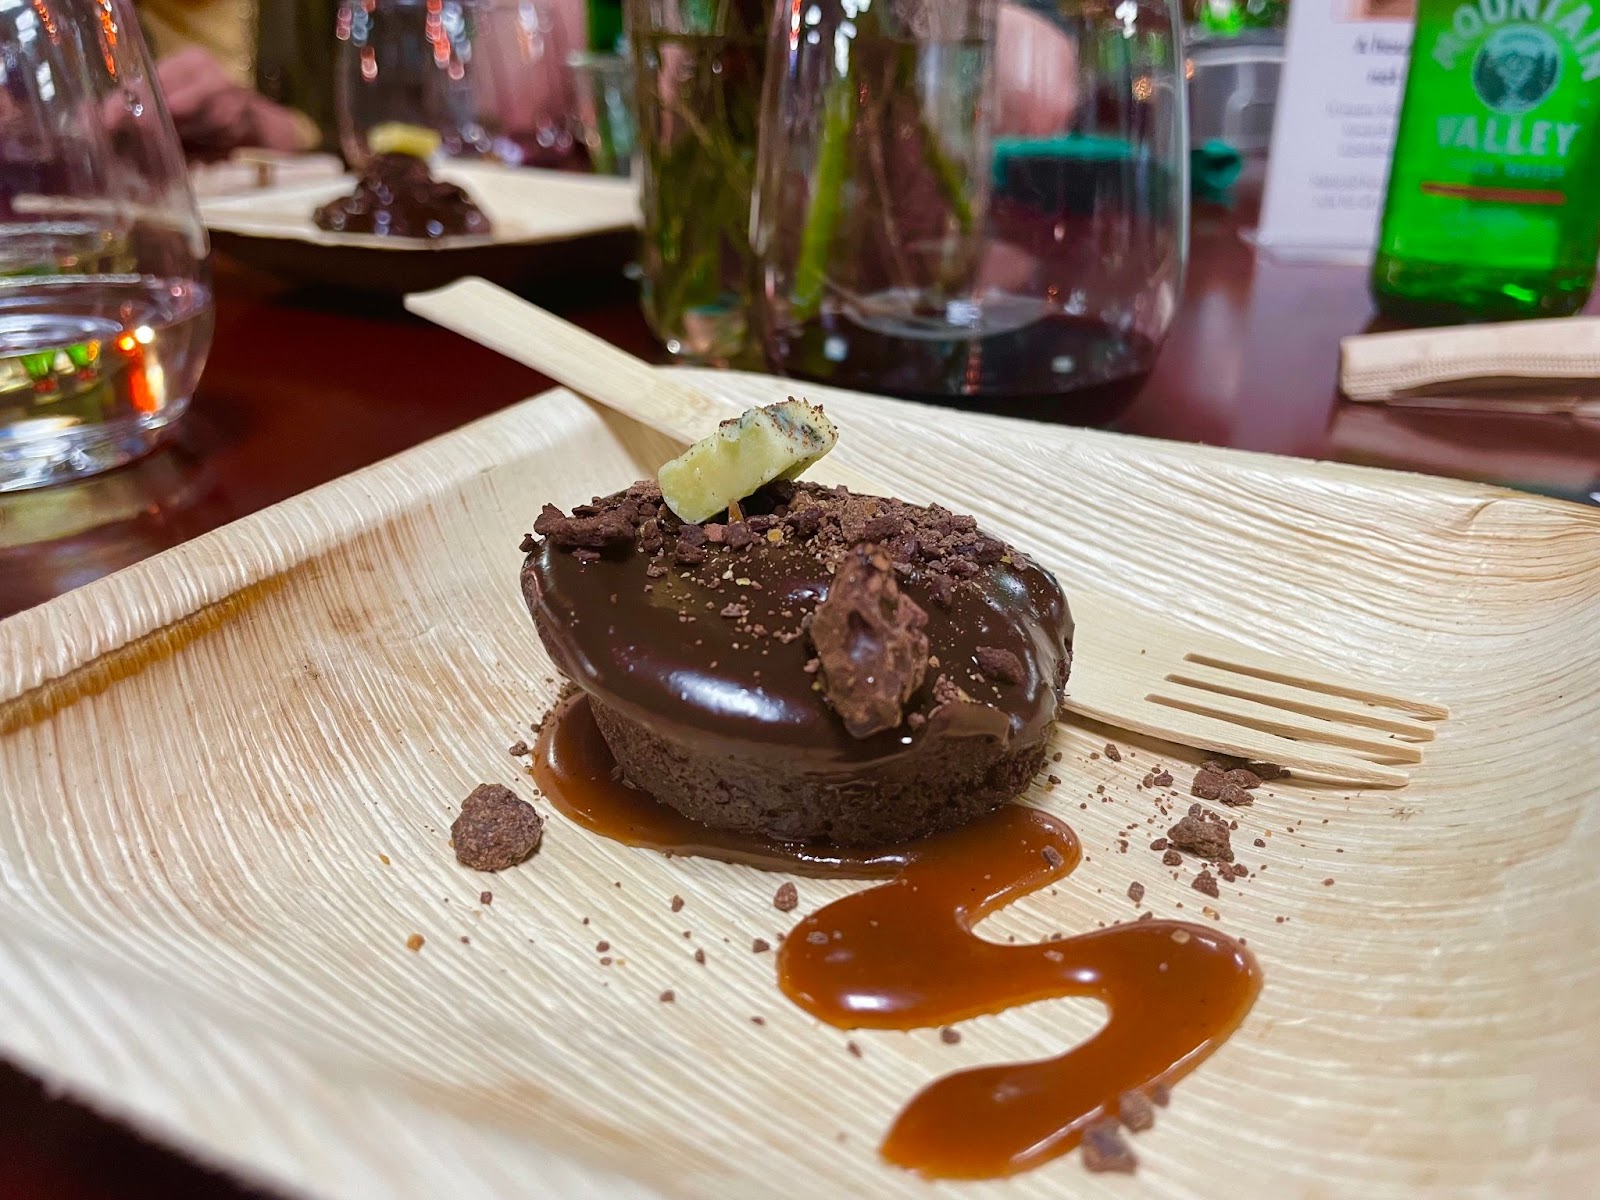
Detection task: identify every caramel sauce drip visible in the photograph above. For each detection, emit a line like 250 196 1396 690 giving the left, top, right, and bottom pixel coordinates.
534 693 1261 1179
533 693 908 878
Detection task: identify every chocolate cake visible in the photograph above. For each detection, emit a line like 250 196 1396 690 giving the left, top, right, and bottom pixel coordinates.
522 479 1072 846
312 153 491 239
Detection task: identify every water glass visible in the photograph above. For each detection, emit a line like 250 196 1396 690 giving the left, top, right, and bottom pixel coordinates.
753 0 1188 417
0 0 213 492
336 0 491 163
627 0 769 362
336 0 580 168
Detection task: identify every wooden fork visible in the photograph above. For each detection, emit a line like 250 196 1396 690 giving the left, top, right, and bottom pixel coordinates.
406 278 1448 787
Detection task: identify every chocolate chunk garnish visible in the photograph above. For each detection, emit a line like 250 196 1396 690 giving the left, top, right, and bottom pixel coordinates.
1081 1119 1138 1173
1127 881 1145 905
752 938 771 953
1162 849 1183 866
974 645 1024 685
808 544 930 738
451 784 544 872
774 882 799 912
1191 768 1226 800
1151 771 1173 788
1104 743 1122 762
1042 845 1064 870
940 1026 961 1045
1225 767 1263 789
1192 869 1220 898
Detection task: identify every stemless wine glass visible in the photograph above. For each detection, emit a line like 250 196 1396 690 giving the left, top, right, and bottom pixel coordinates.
336 0 490 164
336 0 580 168
0 0 213 492
753 0 1188 419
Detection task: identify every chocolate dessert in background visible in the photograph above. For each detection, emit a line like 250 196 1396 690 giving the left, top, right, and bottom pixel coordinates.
521 478 1072 846
312 153 491 239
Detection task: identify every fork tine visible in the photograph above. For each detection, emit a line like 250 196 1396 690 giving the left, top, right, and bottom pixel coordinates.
1147 692 1426 762
1165 664 1438 740
1061 696 1411 786
1183 652 1450 720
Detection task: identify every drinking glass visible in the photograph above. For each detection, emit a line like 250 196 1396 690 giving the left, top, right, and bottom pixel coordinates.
627 0 769 362
753 0 1188 418
336 0 580 168
0 0 213 492
335 0 492 164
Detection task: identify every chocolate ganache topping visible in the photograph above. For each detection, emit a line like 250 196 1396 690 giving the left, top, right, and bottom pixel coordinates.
521 480 1072 775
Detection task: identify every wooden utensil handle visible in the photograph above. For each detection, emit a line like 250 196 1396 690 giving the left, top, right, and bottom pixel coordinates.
405 277 739 444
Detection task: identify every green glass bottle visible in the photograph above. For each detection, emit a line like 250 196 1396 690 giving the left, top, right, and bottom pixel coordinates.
1373 0 1600 321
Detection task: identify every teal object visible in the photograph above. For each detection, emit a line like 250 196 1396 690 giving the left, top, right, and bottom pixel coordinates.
1191 138 1243 204
991 134 1243 205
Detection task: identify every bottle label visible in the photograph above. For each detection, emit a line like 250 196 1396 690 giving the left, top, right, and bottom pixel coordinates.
1418 2 1600 195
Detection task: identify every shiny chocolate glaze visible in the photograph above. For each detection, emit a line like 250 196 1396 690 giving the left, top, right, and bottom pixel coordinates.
522 488 1072 778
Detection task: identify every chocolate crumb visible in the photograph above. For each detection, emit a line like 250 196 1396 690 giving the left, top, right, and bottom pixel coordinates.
659 990 675 1003
1167 808 1234 861
1104 743 1122 762
847 1040 863 1059
940 1027 961 1045
596 940 610 953
1217 782 1255 807
670 895 685 912
1150 838 1168 851
751 1016 766 1025
974 645 1024 685
507 740 528 757
1081 1119 1137 1173
599 956 613 966
752 938 771 953
1192 870 1220 898
1225 767 1263 789
1253 838 1266 848
1151 771 1173 788
1042 846 1065 870
774 882 799 912
404 933 424 952
451 784 544 872
1047 774 1062 785
1127 881 1146 904
1119 1090 1156 1132
1323 877 1336 886
1151 1084 1171 1107
1191 768 1226 800
806 931 829 945
694 948 707 964
1162 849 1182 866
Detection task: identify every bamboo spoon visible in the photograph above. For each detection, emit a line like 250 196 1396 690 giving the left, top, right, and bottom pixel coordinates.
406 277 1447 786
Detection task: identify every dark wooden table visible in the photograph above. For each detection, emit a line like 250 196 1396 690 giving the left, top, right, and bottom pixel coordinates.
1 192 1597 1200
